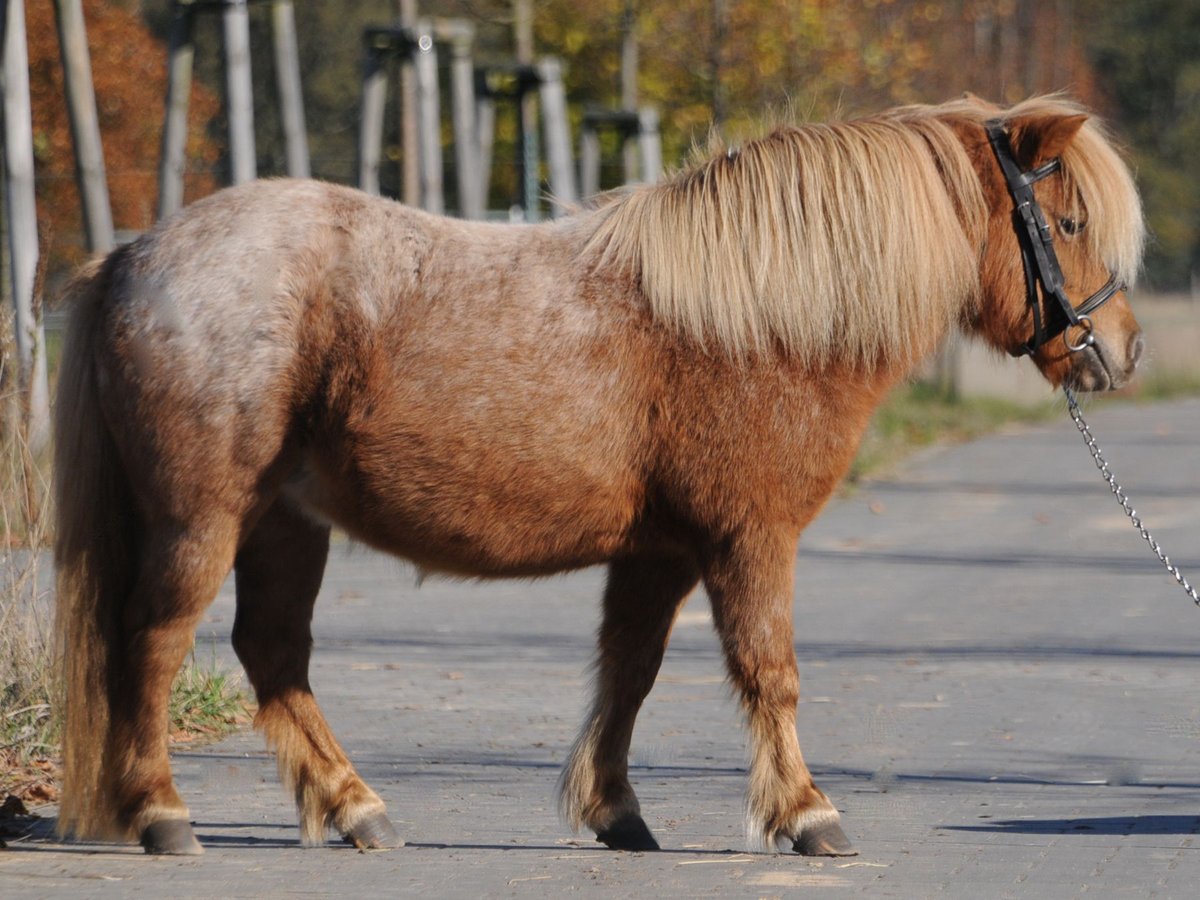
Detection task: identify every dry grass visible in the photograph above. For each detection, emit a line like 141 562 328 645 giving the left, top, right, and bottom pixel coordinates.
168 650 251 744
0 364 58 806
1 327 247 810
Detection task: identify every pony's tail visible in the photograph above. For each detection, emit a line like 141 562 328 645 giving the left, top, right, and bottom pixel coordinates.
53 253 138 840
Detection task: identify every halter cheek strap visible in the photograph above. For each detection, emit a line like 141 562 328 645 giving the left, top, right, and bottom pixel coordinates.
984 120 1124 357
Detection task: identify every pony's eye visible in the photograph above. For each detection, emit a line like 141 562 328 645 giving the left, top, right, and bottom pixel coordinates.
1059 217 1084 236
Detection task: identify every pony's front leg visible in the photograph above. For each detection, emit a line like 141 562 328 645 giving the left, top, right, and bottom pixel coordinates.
559 552 700 850
704 528 856 856
232 500 400 849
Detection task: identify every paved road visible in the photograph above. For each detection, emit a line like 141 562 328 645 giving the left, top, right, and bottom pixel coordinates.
4 396 1199 897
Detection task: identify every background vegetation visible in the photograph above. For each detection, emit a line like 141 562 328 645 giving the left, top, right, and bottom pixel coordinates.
21 0 1200 290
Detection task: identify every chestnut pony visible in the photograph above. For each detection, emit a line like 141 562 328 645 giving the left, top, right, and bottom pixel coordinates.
54 96 1145 856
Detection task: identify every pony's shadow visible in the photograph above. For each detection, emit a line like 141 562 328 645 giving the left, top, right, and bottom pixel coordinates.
10 816 741 856
191 836 301 849
945 815 1200 836
402 841 746 856
5 817 300 853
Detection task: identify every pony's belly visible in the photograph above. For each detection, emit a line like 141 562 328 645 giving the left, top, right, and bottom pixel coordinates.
283 457 641 577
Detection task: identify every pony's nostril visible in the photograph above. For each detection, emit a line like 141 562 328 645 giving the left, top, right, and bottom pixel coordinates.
1128 331 1145 369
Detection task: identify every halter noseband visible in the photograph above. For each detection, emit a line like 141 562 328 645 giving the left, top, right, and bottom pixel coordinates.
984 120 1123 357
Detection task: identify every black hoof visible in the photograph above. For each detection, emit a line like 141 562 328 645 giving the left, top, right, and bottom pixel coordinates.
792 819 857 857
140 818 203 856
596 813 660 851
342 810 404 850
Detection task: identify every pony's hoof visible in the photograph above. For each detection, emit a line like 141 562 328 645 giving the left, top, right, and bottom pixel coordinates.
140 818 204 855
342 810 404 850
792 819 857 857
595 813 660 851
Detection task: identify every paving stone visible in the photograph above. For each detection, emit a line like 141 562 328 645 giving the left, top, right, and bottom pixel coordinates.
3 397 1198 897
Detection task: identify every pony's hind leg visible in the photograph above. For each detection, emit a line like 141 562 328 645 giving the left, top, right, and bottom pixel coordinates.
704 528 856 856
559 552 700 851
107 524 241 855
232 500 400 849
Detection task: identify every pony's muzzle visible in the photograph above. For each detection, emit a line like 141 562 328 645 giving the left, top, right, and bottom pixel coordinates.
1127 330 1145 371
1109 327 1146 389
1072 326 1143 392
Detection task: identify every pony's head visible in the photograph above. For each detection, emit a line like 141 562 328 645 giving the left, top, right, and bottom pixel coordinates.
958 98 1146 391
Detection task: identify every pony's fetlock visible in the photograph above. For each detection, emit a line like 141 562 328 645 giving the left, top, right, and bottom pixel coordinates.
568 787 654 851
126 794 192 842
558 739 643 839
749 804 856 856
140 818 204 855
595 812 660 851
296 779 393 848
340 808 403 850
791 817 856 857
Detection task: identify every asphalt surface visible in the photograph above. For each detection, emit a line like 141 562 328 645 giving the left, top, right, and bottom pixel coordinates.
3 395 1199 897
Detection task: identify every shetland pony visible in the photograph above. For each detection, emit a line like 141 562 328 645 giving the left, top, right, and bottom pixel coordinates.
54 96 1145 856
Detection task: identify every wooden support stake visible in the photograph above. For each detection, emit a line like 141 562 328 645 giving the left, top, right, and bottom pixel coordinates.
579 123 600 199
414 21 443 215
53 0 115 252
157 3 195 219
638 106 661 184
396 0 419 206
271 0 309 178
514 0 538 220
620 0 639 183
3 0 51 451
537 58 576 215
222 0 256 184
358 47 387 195
445 23 482 219
475 92 495 213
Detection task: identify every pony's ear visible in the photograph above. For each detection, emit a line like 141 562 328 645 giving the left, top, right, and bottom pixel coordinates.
1011 113 1088 167
961 92 1001 112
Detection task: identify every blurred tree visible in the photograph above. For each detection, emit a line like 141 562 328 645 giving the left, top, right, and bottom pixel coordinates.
27 0 220 267
136 1 397 187
36 2 1196 287
1082 0 1200 290
537 0 1104 178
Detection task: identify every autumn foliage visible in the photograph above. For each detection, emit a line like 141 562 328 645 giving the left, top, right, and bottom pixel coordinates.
538 0 1104 166
27 0 221 264
23 1 1197 287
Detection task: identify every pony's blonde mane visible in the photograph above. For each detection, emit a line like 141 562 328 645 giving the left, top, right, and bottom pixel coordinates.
587 109 987 364
586 96 1143 365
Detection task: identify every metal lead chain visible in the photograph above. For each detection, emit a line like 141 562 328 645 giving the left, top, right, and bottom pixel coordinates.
1064 387 1200 607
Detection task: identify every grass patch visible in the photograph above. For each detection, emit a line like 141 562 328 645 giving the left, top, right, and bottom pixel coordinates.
2 328 247 806
1 376 57 796
847 382 1058 484
1123 367 1200 402
1 437 59 806
168 651 251 744
848 364 1200 486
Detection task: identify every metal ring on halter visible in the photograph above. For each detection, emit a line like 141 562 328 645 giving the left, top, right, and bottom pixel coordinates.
1064 316 1096 352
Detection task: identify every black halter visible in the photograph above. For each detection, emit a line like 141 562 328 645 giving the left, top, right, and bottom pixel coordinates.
984 120 1123 357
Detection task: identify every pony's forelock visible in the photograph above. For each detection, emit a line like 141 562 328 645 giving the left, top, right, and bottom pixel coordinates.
1058 118 1145 290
